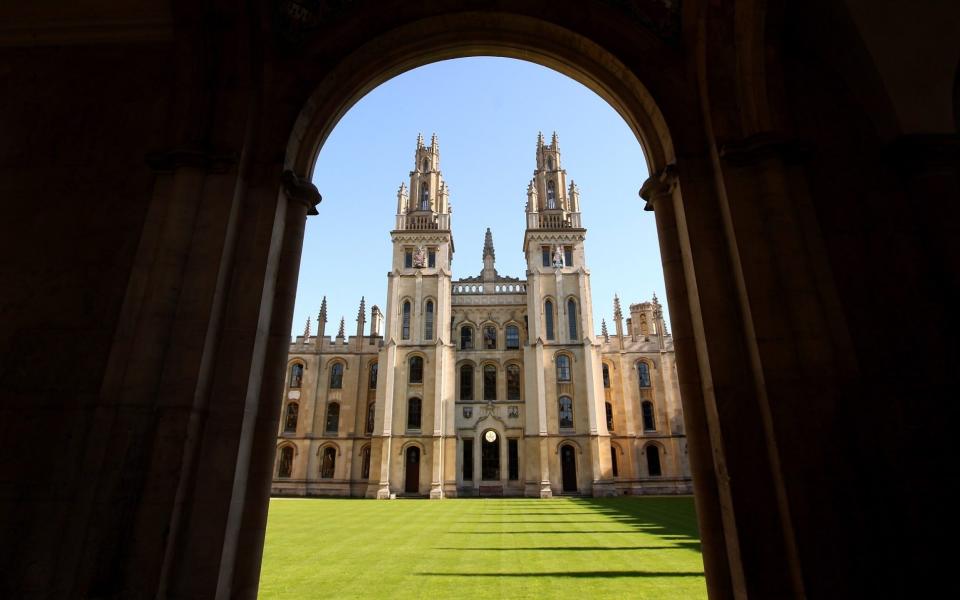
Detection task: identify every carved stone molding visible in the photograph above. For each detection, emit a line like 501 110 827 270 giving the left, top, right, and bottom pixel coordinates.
282 169 322 215
639 163 677 212
145 148 239 174
718 132 810 166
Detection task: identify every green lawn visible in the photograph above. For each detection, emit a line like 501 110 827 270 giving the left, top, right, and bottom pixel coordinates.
259 496 707 599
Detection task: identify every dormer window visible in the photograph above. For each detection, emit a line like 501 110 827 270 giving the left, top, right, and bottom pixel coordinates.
546 181 556 209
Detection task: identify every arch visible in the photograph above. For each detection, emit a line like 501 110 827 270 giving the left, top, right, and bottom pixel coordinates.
328 361 345 389
636 359 652 388
481 322 498 349
641 400 656 431
558 395 574 429
406 397 422 430
602 362 611 388
459 323 475 349
566 297 579 340
504 322 521 349
546 180 557 209
643 442 664 477
544 298 555 340
419 181 430 210
480 429 501 481
319 446 337 479
555 353 572 382
458 362 475 400
408 355 424 384
482 362 498 401
368 361 378 389
276 445 295 478
324 402 340 433
423 299 435 340
398 439 428 457
560 443 578 493
505 362 522 401
401 299 412 340
282 402 299 433
359 444 372 479
288 361 305 388
404 445 421 493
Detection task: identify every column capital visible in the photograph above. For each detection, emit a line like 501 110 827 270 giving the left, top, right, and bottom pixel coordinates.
282 170 322 215
639 164 677 212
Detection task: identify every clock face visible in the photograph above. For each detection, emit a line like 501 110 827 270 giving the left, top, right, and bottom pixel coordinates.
484 430 497 443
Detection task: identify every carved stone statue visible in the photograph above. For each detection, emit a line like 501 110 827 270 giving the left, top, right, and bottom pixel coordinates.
552 244 564 268
413 245 426 268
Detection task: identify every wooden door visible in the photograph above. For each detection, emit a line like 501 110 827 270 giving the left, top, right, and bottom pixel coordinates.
561 445 577 492
405 446 420 494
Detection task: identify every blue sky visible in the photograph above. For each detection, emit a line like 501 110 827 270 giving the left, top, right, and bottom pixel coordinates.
296 57 666 338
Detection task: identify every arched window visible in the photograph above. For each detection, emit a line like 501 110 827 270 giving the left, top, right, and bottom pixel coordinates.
544 300 555 340
642 401 656 431
407 397 422 430
289 363 303 388
640 315 649 335
424 300 434 340
483 325 497 349
401 301 411 340
558 396 574 429
567 298 578 340
483 364 497 401
409 356 423 384
368 362 378 389
637 361 651 388
460 325 473 349
611 446 619 478
506 364 521 400
277 446 294 478
602 364 610 388
646 444 662 477
422 157 429 172
283 402 299 433
605 402 614 431
325 402 340 433
460 364 474 400
420 182 429 210
329 363 344 389
365 401 375 434
360 446 371 479
556 354 571 382
547 156 554 170
320 447 336 478
546 180 556 209
505 325 520 349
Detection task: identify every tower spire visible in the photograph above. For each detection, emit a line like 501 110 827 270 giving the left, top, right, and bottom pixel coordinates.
482 227 495 261
356 296 366 338
336 316 345 339
613 294 625 350
303 315 311 339
482 227 497 282
601 318 609 343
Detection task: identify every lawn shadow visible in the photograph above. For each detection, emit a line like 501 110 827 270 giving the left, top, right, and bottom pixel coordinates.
416 570 704 578
433 545 701 551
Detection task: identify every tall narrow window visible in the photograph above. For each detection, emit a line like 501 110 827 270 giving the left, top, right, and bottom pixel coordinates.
567 298 578 340
401 301 411 340
368 363 378 389
556 354 570 382
428 249 436 268
284 402 299 433
564 246 573 267
462 439 474 480
646 445 662 477
558 396 574 429
481 431 500 480
642 401 656 431
289 363 303 388
638 361 651 388
325 402 340 433
506 364 521 400
544 300 555 340
278 446 293 478
424 301 434 340
404 250 413 268
422 157 429 172
366 401 375 434
606 402 614 431
541 246 551 267
483 365 497 401
508 438 519 480
505 325 520 349
460 364 474 400
407 397 422 430
602 364 610 388
484 325 497 349
611 447 619 477
420 182 429 210
329 363 343 389
361 446 371 479
460 326 473 349
547 180 556 209
320 447 336 478
409 356 423 384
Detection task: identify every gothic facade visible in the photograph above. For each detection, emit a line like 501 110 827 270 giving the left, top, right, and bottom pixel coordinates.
272 134 691 498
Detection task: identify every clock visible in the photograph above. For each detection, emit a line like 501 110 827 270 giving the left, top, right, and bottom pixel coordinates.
484 430 497 443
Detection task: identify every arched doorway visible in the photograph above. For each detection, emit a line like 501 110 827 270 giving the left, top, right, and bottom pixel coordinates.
560 444 578 493
404 446 420 494
481 430 500 482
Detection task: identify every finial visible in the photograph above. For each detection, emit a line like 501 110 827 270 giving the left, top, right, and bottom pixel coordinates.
483 227 495 260
304 315 311 339
431 132 438 145
601 318 609 342
319 296 328 321
551 131 559 147
613 294 623 319
652 292 659 305
416 132 424 148
357 296 366 321
337 316 345 338
537 131 544 149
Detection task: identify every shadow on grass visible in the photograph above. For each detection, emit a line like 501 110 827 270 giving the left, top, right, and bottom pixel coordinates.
433 544 701 551
416 571 704 578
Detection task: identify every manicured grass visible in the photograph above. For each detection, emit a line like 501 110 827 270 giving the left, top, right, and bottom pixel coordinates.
259 496 706 599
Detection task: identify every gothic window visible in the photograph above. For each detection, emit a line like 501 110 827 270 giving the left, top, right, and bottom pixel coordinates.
404 250 413 268
460 325 473 349
422 157 429 172
602 364 610 388
506 364 521 400
558 396 574 429
329 363 344 389
546 180 556 209
544 300 555 340
366 401 375 434
541 246 551 267
278 446 293 478
462 439 474 480
428 249 436 268
325 402 340 433
483 364 497 401
567 298 578 340
360 446 371 479
320 447 336 478
409 356 423 383
401 301 411 340
460 364 474 400
424 301 434 340
289 363 303 388
547 156 554 170
611 447 619 477
420 182 430 210
484 325 497 349
368 362 378 389
642 401 656 431
556 354 571 382
505 325 520 349
283 402 299 433
638 361 651 388
606 402 614 431
407 397 422 430
646 444 662 477
564 246 573 267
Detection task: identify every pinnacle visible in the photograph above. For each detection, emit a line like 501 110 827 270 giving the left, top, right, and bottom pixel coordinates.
319 296 328 321
483 227 495 260
337 316 345 338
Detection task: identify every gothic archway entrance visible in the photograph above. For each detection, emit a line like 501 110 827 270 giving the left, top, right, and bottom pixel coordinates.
560 444 578 493
404 446 420 494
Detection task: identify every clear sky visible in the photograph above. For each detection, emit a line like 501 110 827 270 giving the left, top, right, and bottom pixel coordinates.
295 57 667 339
